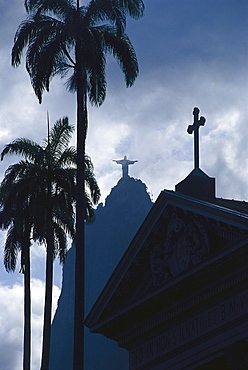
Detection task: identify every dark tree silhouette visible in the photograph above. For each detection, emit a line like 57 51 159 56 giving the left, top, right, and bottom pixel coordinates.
0 191 33 370
12 1 144 368
0 117 100 370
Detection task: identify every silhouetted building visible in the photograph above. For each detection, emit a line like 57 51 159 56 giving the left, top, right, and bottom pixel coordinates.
85 109 248 369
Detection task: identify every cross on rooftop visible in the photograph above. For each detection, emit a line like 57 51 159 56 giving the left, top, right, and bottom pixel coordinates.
187 107 206 169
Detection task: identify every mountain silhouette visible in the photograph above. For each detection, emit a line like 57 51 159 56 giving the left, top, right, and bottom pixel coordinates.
49 176 153 370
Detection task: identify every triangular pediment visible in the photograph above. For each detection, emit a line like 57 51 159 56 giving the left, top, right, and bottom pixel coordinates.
85 190 248 339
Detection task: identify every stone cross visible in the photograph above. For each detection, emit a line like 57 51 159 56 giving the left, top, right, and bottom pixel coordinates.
113 155 138 178
187 107 206 169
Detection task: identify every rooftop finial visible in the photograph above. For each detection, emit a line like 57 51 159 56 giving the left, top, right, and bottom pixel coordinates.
187 107 206 169
175 108 215 200
113 155 138 178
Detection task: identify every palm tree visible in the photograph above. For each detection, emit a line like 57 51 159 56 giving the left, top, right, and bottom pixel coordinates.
0 189 33 370
1 117 100 370
12 1 144 368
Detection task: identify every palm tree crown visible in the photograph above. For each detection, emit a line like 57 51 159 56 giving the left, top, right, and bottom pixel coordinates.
1 118 75 253
13 0 144 105
1 117 99 231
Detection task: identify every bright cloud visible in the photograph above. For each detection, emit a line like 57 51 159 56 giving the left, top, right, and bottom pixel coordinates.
0 0 248 367
0 279 60 370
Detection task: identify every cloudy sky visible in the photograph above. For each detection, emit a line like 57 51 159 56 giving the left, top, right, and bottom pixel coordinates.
0 0 248 368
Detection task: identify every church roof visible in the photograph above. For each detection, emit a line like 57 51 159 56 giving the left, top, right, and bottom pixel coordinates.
163 189 248 219
211 197 248 215
85 189 248 339
159 190 248 231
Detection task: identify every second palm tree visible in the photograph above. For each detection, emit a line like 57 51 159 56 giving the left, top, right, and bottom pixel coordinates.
0 116 100 370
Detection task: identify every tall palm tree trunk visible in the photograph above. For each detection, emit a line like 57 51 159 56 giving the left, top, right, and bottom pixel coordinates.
40 213 54 370
40 156 54 370
23 239 31 370
74 43 87 370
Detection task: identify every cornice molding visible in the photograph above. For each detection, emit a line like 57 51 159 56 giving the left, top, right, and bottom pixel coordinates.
93 240 248 346
119 267 248 348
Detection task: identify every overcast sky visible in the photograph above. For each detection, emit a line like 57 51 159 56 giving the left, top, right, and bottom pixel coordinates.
0 0 248 369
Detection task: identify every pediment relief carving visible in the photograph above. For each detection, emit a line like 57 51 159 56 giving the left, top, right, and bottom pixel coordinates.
150 213 209 287
104 208 248 314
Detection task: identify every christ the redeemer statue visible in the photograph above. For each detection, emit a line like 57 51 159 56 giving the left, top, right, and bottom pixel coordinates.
113 155 138 178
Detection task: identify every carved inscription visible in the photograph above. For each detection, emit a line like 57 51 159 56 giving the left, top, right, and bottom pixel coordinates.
130 290 248 369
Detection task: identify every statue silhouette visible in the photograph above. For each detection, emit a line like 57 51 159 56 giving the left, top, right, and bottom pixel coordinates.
113 155 138 178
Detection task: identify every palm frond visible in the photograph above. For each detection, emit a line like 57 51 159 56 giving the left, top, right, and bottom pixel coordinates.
0 208 13 229
65 70 77 92
85 26 107 106
1 138 42 161
45 117 74 158
56 147 77 167
84 192 96 223
115 0 144 19
85 168 101 204
24 15 72 102
4 226 20 272
52 221 68 263
12 17 39 67
86 0 126 34
104 26 138 87
25 0 76 20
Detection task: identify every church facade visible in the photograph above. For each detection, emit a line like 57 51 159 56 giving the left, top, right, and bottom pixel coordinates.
85 108 248 369
85 188 248 369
